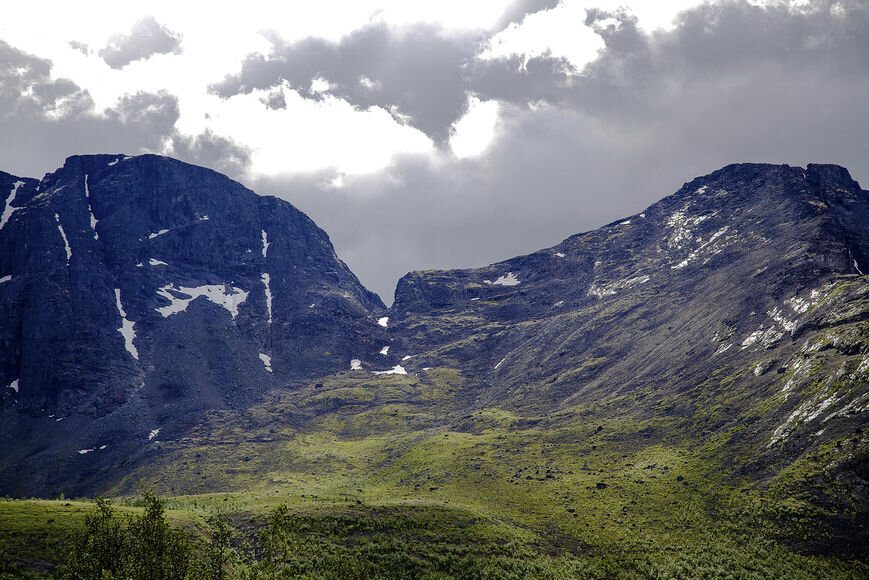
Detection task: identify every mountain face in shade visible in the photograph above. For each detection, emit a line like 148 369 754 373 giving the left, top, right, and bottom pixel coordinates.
0 154 385 493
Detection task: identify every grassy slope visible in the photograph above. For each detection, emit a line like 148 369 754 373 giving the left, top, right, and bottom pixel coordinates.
5 380 864 576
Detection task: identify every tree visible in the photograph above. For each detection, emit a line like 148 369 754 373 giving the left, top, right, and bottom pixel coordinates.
124 488 191 580
63 497 125 579
201 509 236 580
63 489 192 580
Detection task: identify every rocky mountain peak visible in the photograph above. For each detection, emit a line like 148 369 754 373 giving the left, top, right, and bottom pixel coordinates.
0 154 391 493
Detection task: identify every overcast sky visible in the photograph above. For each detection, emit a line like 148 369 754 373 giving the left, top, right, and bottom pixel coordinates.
2 1 867 303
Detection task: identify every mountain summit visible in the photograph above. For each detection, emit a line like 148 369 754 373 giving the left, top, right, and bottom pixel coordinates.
0 154 385 493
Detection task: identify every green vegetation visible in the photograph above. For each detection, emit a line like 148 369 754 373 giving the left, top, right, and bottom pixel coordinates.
62 489 192 579
6 489 856 579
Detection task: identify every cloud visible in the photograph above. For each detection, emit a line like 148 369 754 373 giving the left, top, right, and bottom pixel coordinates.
168 129 252 178
211 22 483 143
492 0 562 31
0 41 246 179
99 16 182 69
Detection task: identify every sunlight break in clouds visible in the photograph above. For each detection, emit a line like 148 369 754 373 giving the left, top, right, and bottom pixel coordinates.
449 96 501 159
197 82 433 177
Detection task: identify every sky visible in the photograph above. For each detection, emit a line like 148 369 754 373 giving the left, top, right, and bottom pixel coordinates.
1 1 867 303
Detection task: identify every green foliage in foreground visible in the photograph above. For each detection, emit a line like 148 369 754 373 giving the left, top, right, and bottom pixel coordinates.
46 490 867 580
62 490 193 579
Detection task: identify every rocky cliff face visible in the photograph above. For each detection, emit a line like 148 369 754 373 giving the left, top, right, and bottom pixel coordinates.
389 164 867 409
0 154 385 494
384 164 868 527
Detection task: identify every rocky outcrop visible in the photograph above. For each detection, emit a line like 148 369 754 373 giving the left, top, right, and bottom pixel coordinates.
0 154 385 494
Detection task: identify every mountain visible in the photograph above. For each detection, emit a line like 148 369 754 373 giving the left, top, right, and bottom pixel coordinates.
0 158 866 554
0 154 385 494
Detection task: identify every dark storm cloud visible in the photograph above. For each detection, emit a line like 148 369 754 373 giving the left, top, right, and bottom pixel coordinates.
211 22 483 142
99 16 182 69
169 130 252 178
0 41 245 180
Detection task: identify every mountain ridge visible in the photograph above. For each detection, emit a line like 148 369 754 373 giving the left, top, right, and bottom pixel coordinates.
0 156 866 555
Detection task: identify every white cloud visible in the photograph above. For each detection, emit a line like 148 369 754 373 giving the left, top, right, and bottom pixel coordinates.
449 96 501 158
202 81 433 177
480 2 604 71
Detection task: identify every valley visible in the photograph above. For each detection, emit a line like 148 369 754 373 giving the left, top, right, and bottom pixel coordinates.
0 156 866 577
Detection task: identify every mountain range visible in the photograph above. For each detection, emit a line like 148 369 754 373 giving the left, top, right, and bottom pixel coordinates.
0 155 866 554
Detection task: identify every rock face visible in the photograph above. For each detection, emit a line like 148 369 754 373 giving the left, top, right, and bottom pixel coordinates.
0 154 385 494
390 164 868 410
386 163 868 515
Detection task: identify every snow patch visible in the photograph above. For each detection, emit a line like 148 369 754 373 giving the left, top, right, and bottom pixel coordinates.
554 300 564 307
155 284 249 319
108 159 119 166
768 307 797 334
671 226 731 270
259 353 272 373
261 273 273 324
402 355 412 361
769 391 841 446
114 289 139 360
714 343 733 355
470 297 480 301
0 275 11 284
554 252 566 258
740 327 783 350
7 379 18 393
786 284 833 314
261 230 270 258
619 220 631 226
84 175 99 240
149 428 160 441
665 210 715 250
372 365 407 375
148 229 169 239
695 185 708 195
588 275 650 298
494 355 507 370
56 417 64 422
350 359 362 371
378 317 389 327
55 213 71 264
0 181 24 230
78 448 94 455
824 393 869 422
149 258 168 266
379 346 390 355
491 272 520 286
